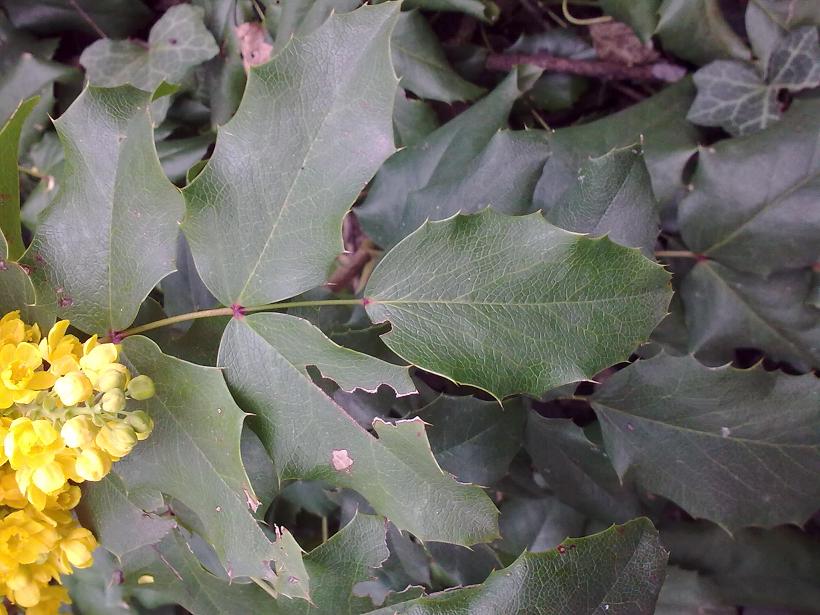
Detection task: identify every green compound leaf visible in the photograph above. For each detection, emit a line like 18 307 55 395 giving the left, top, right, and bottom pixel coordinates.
680 262 820 370
364 518 668 615
543 142 659 256
117 335 310 597
525 414 641 523
392 10 484 103
80 4 218 90
688 27 820 136
357 70 540 250
680 97 820 276
364 209 672 400
401 0 499 23
77 473 175 559
23 85 184 334
182 4 399 307
0 96 37 259
219 313 499 546
592 353 820 530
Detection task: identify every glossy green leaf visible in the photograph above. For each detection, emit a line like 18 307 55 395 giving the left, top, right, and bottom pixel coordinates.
364 209 672 400
680 98 820 275
156 133 214 184
0 0 152 38
592 353 820 530
680 262 820 369
662 521 820 611
536 79 701 209
0 97 37 258
401 0 499 23
77 473 175 559
219 313 499 545
357 71 533 250
80 4 218 90
182 4 399 307
116 335 309 595
416 395 525 486
497 495 586 556
393 91 439 148
23 85 184 334
365 518 668 615
525 414 641 522
270 0 360 48
543 142 659 255
748 0 820 30
656 0 750 66
655 567 731 615
392 10 484 103
65 549 132 615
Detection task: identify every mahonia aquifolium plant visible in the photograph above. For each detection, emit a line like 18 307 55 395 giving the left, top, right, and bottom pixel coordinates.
0 311 154 614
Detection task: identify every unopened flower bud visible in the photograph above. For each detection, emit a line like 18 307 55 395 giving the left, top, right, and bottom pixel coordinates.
96 422 137 458
101 388 126 413
126 411 154 440
53 371 93 406
75 447 112 481
127 375 155 401
97 366 128 392
61 415 98 448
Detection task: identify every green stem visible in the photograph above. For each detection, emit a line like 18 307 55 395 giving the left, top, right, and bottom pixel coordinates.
561 0 611 25
112 298 364 340
655 250 699 259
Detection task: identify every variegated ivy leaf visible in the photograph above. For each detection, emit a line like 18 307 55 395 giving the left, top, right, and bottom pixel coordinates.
688 26 820 135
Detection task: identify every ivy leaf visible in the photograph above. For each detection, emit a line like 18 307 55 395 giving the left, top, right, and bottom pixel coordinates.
688 27 820 135
525 414 641 522
748 0 820 30
219 313 499 546
392 10 484 103
116 335 310 596
415 395 526 486
364 209 672 400
656 0 750 66
680 262 820 370
182 4 399 307
77 473 175 559
0 97 37 258
592 353 820 530
542 142 659 255
401 0 499 23
23 85 184 334
687 61 777 136
358 71 544 250
365 518 668 615
80 4 218 90
680 97 820 275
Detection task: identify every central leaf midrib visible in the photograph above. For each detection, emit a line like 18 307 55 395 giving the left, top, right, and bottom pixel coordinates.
374 288 663 308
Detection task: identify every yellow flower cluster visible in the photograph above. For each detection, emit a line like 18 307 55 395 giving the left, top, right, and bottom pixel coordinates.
0 311 155 614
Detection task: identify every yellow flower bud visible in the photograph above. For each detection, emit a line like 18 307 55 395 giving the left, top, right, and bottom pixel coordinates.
54 371 93 406
97 365 129 392
127 375 155 401
138 575 155 584
80 342 118 372
127 411 154 440
101 388 126 413
74 447 112 482
96 422 137 459
61 415 98 448
60 527 96 568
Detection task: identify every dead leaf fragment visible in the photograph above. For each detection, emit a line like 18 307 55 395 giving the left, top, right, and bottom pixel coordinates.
235 22 273 72
331 448 354 472
589 21 659 66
